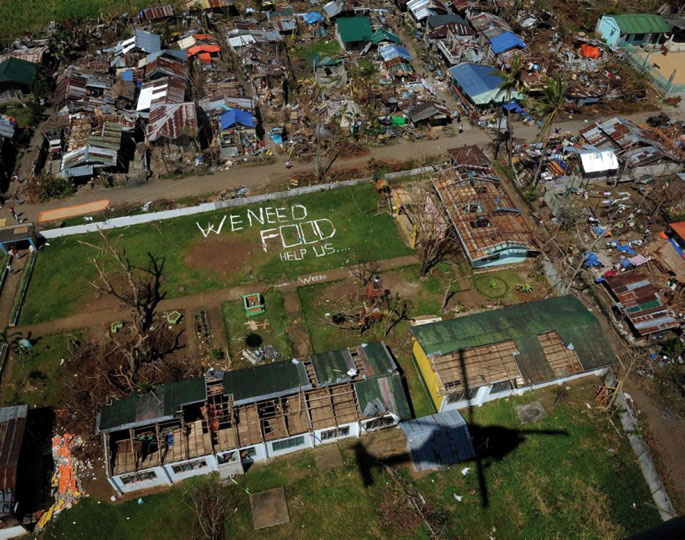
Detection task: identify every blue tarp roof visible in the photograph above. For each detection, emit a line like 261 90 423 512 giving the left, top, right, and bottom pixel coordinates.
120 70 133 81
448 63 505 99
220 108 255 129
489 31 526 54
503 101 522 112
303 11 323 24
400 410 475 472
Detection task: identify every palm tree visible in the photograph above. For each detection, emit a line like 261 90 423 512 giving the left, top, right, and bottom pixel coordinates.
530 74 567 189
493 55 525 165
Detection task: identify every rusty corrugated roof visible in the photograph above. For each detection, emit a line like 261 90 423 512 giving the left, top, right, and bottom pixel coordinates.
605 271 679 336
147 102 197 142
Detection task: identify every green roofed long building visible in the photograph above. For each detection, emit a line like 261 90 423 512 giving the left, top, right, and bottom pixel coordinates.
97 342 409 494
411 296 616 412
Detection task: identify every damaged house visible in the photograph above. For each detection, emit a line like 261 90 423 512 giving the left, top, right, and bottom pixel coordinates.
98 343 410 495
602 270 679 340
433 151 537 268
579 116 684 181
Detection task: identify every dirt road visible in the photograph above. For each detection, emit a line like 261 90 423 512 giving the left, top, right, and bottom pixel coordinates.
9 108 682 225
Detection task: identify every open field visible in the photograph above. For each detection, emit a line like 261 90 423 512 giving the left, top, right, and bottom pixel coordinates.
42 379 661 539
0 0 154 40
0 332 81 408
21 184 412 325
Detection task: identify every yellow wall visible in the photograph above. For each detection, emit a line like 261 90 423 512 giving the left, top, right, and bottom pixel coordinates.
412 339 443 412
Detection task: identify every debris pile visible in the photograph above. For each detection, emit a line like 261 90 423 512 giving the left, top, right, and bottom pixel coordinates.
36 434 86 531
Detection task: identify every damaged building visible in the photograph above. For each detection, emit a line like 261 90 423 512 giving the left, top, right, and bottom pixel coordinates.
433 146 538 268
412 296 616 412
98 343 410 495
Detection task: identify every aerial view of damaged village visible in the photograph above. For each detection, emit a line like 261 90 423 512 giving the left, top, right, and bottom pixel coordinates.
0 0 684 538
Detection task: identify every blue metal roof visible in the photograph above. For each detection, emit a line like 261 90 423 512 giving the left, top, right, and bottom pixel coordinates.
448 63 504 98
220 107 255 129
400 410 475 472
379 44 412 62
489 31 525 54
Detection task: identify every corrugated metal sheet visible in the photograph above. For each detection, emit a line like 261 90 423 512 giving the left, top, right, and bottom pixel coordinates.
411 295 616 371
146 56 188 81
143 5 175 20
0 404 28 517
147 102 198 142
605 271 679 336
137 77 186 111
222 361 311 406
400 410 475 472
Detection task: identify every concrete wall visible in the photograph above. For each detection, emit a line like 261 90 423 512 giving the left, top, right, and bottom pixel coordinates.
165 455 217 483
313 421 359 445
40 167 438 240
440 368 609 412
596 17 621 47
109 465 171 495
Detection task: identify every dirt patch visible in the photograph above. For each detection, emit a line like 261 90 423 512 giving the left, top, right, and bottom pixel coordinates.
314 444 344 474
282 291 310 357
250 487 290 530
184 236 255 277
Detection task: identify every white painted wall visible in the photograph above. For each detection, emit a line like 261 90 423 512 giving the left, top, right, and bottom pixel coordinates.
440 368 609 412
313 421 359 445
267 433 315 458
165 455 217 482
109 465 171 494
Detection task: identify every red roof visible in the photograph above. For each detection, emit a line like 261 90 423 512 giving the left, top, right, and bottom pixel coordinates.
188 44 221 57
670 221 685 242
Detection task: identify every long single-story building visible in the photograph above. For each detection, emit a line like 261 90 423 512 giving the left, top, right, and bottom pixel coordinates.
98 343 410 494
411 296 616 412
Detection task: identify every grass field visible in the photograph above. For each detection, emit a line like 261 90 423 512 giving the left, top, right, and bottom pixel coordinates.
0 0 153 40
42 379 661 539
0 332 81 408
21 184 412 325
221 291 292 369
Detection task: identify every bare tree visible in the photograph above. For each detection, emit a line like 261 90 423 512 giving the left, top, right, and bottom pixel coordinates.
79 230 167 376
402 184 458 275
183 474 239 540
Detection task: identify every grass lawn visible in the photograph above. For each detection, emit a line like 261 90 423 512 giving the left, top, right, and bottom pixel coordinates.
0 0 151 40
22 184 412 325
292 39 342 61
0 332 81 408
221 291 292 369
43 380 661 539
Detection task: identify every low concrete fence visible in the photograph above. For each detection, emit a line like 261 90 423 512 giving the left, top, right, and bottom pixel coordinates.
40 166 438 240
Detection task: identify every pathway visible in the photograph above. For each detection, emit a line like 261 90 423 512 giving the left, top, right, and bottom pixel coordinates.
7 108 682 226
13 254 419 337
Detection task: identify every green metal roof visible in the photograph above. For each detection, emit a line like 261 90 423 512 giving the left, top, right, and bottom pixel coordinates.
370 28 402 44
336 17 373 43
355 374 411 420
360 342 396 376
411 296 615 382
310 349 352 385
310 343 397 385
223 361 310 404
0 58 37 87
610 14 669 35
98 377 207 432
